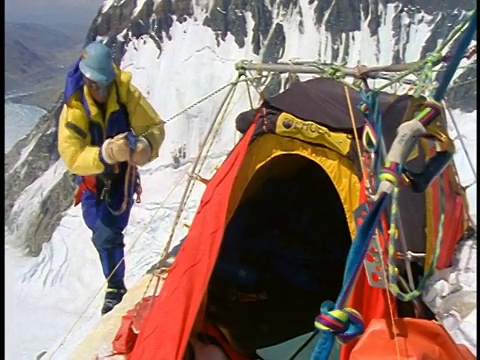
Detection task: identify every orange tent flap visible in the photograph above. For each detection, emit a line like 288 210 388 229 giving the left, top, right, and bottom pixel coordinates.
350 318 475 360
128 120 259 360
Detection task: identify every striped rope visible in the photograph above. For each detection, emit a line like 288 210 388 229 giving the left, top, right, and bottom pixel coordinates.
378 161 402 188
361 122 377 154
417 100 444 127
314 302 365 344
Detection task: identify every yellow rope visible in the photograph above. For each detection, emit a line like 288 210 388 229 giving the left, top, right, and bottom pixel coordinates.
343 86 401 360
174 85 238 233
245 75 254 109
152 80 241 271
237 75 256 146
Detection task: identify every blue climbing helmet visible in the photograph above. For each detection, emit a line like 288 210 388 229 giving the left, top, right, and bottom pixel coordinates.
78 41 116 85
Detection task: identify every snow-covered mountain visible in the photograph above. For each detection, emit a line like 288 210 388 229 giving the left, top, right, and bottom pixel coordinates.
5 101 47 153
4 0 476 359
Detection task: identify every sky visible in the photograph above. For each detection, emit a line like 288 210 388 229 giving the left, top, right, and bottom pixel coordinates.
5 0 104 26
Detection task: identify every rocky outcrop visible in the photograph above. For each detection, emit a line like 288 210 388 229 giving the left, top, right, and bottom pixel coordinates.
5 95 76 256
88 0 476 111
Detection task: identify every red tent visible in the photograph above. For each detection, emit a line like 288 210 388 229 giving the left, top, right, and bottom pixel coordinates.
124 78 469 360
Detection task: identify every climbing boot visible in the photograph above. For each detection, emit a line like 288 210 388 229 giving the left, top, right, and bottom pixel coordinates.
101 287 127 315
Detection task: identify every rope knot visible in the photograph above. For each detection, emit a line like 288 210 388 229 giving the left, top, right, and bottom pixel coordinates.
326 65 344 79
314 301 365 344
358 101 369 114
425 52 442 66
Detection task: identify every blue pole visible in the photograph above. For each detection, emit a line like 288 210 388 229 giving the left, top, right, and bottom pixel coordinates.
311 194 389 360
434 9 477 102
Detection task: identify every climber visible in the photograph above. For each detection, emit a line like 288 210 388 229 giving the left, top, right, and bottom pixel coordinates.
57 41 165 315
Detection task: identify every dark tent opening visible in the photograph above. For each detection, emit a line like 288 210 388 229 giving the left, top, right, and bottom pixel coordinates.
205 154 352 358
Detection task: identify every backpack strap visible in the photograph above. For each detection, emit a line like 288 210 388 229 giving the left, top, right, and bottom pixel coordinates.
63 57 84 104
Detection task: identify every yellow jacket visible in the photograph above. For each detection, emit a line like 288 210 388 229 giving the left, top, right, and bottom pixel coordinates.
58 67 165 176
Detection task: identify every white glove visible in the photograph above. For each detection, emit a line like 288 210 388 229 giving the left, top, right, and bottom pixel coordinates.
131 136 152 166
101 133 131 164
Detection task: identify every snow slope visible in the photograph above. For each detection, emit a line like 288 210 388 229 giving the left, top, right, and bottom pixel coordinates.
5 100 46 153
5 3 477 359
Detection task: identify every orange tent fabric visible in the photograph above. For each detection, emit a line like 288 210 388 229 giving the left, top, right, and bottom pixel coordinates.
350 318 475 360
429 157 467 270
128 119 258 360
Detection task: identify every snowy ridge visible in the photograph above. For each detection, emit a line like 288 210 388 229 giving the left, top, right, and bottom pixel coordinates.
101 0 118 13
8 133 42 174
6 160 66 249
5 1 477 359
445 108 477 221
5 101 46 153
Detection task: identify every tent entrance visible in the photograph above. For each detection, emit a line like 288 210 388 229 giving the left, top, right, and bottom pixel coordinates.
206 154 352 356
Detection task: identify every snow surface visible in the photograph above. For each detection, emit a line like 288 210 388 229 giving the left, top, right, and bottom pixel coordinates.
423 237 477 354
8 133 42 175
5 101 46 153
6 160 67 249
4 2 477 359
445 108 477 221
132 0 147 17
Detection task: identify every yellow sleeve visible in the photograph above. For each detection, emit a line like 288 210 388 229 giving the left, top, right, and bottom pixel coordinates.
124 83 166 160
57 104 106 176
